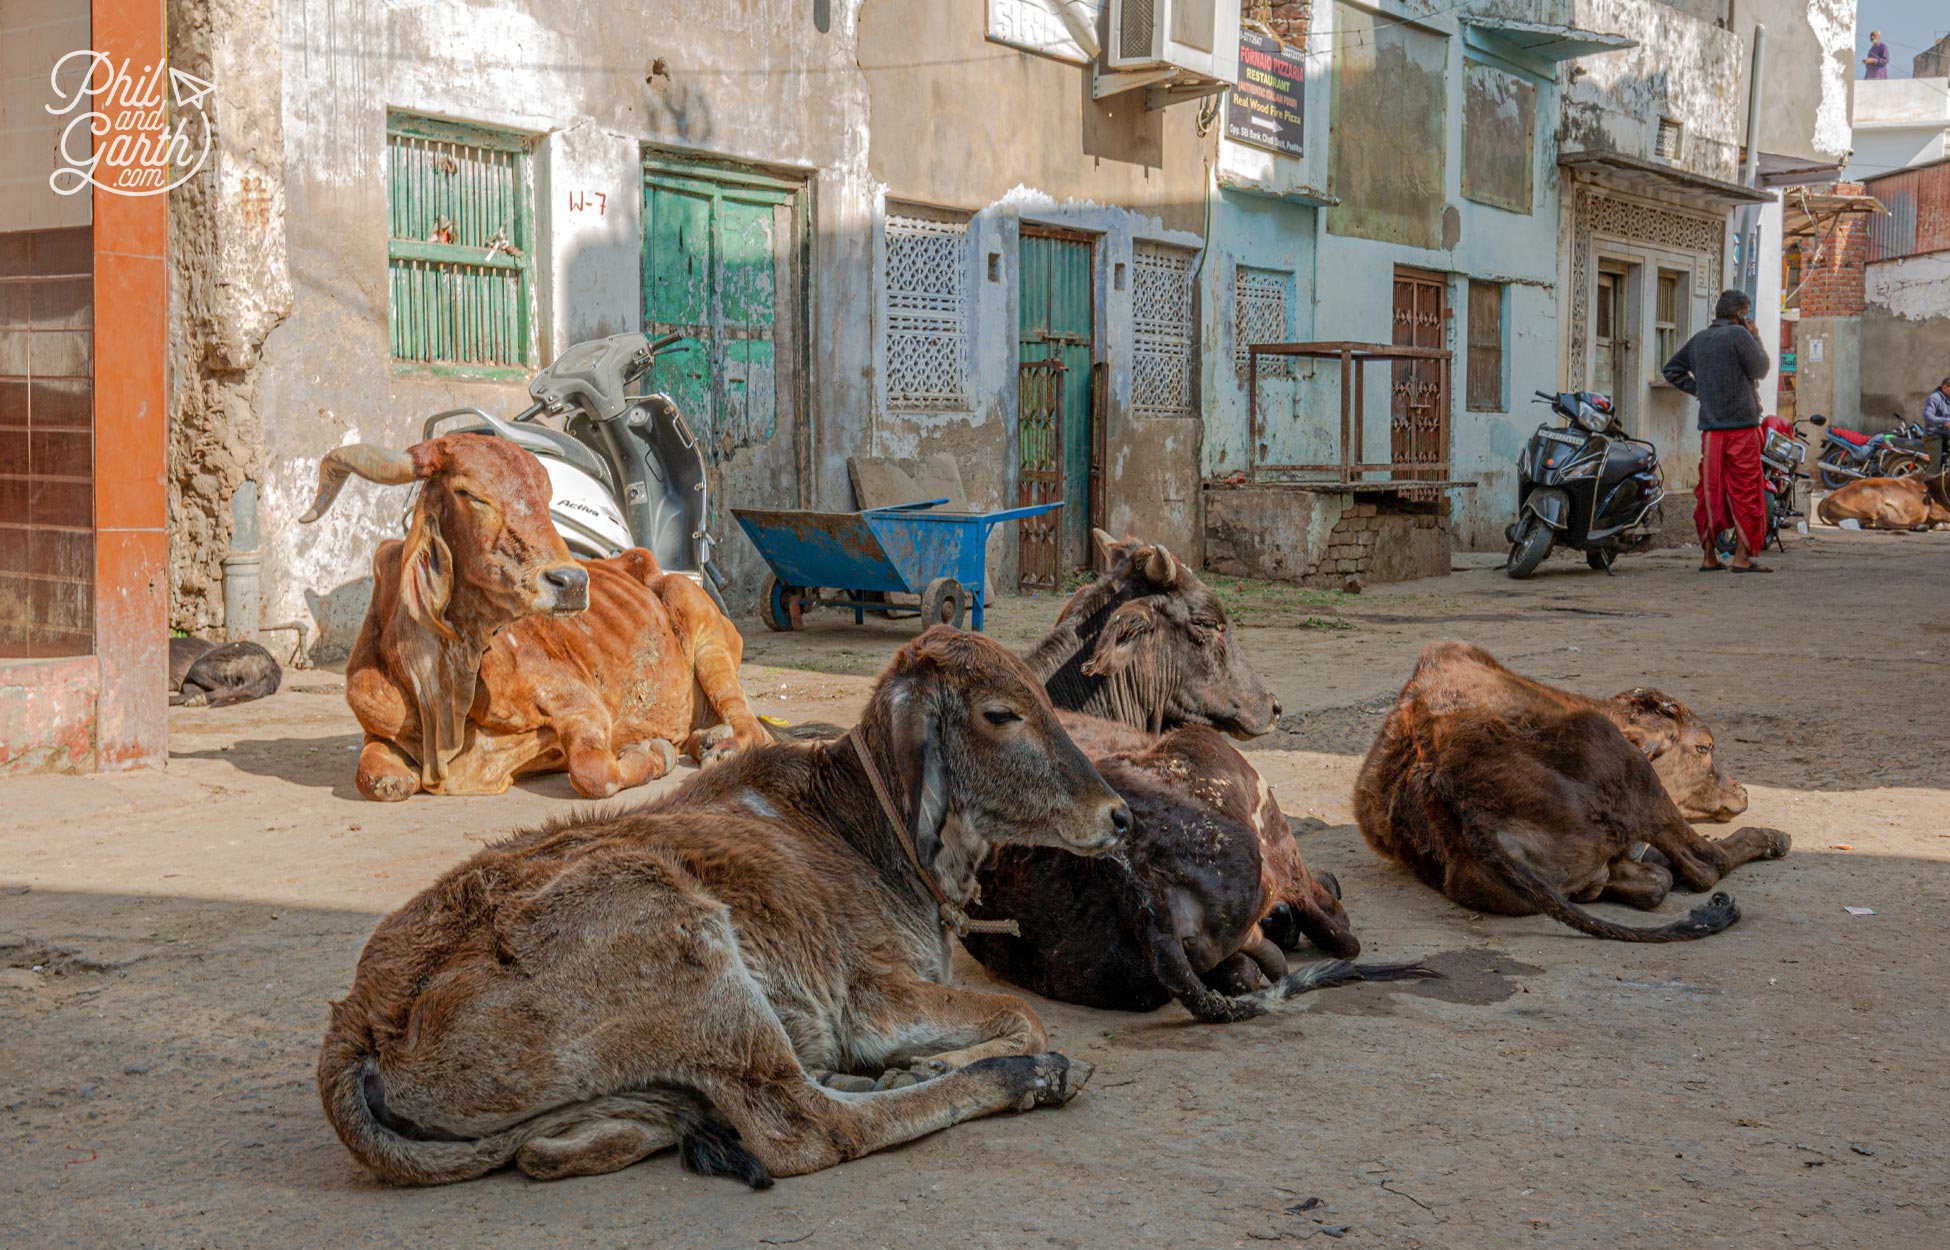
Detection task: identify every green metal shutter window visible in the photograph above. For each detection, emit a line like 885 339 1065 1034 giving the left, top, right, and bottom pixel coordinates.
386 115 535 375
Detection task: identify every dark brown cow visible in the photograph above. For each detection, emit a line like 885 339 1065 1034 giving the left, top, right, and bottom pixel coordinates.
318 628 1129 1186
1354 641 1790 941
964 715 1428 1023
963 533 1394 1020
168 636 282 707
300 434 765 801
1817 470 1950 530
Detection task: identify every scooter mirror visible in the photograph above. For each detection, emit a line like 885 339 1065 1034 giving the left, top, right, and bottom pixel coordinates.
1809 414 1827 426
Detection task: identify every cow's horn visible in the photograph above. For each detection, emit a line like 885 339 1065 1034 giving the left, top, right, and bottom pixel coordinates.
299 444 420 523
1143 544 1178 587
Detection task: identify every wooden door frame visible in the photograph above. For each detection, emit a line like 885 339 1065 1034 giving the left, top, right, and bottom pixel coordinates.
1390 266 1451 495
1017 222 1103 567
641 146 815 507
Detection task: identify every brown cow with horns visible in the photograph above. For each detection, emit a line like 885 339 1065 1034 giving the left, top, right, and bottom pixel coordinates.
300 433 766 801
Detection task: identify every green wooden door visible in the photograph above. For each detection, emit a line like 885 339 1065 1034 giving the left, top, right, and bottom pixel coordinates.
1018 233 1095 567
642 164 792 478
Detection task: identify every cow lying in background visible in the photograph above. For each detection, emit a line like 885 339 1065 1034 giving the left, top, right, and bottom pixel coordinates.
300 434 765 801
319 629 1128 1186
966 532 1400 1022
1817 471 1950 530
169 636 282 707
1355 641 1790 941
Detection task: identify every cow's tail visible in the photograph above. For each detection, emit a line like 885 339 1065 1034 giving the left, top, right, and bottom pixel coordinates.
1436 775 1740 943
317 1003 771 1188
1126 874 1437 1023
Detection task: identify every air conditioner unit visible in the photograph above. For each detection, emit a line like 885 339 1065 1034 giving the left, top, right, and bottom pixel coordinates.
1097 0 1241 107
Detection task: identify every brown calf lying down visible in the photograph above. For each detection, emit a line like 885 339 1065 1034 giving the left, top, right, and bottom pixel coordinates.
318 629 1129 1186
1816 471 1950 530
300 434 765 801
1355 642 1790 941
971 532 1370 1015
966 714 1431 1023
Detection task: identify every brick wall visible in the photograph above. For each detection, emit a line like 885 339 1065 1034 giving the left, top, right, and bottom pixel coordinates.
1248 1 1311 45
1798 182 1868 318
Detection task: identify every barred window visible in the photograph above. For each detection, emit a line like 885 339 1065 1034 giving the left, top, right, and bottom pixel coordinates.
386 114 535 373
1132 242 1196 418
883 206 971 412
1235 266 1293 383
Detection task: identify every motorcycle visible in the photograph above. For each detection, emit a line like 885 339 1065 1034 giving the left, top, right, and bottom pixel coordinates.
1717 414 1824 555
1816 415 1929 489
418 331 730 611
1505 390 1666 579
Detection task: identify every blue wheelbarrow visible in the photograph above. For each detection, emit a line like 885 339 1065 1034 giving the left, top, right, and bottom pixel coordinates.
732 499 1061 633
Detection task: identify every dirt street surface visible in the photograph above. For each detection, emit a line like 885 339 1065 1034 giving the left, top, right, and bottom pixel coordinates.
4 527 1947 1249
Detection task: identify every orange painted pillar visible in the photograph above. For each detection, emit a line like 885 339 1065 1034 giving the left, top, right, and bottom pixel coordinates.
88 0 169 769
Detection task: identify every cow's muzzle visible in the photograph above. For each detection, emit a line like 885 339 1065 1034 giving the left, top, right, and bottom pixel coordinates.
537 564 590 615
1066 799 1131 857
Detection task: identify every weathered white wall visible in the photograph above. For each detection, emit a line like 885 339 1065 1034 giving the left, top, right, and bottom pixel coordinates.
1562 0 1746 181
1865 252 1950 321
259 0 878 655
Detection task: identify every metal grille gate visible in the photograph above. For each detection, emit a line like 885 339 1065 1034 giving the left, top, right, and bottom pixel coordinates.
1017 358 1067 590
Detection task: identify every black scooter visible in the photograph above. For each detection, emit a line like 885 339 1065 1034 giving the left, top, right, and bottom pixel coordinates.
1505 390 1666 578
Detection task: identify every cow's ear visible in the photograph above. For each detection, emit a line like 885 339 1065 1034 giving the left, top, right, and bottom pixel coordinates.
399 507 457 642
1617 687 1679 719
1081 601 1155 677
1619 719 1670 760
889 679 950 870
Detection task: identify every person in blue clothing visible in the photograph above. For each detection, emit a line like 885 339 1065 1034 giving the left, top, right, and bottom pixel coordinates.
1924 377 1950 472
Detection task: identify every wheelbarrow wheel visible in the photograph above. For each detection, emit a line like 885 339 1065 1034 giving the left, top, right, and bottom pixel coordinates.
920 577 966 631
761 575 803 632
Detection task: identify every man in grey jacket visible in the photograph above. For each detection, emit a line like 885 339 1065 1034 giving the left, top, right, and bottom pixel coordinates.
1663 289 1774 572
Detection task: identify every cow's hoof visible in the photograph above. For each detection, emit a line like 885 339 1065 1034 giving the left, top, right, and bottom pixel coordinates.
811 1070 878 1093
359 773 418 802
1031 1053 1091 1108
1742 826 1792 858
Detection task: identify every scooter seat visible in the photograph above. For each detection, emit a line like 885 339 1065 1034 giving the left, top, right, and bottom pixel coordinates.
1829 427 1872 446
1604 441 1656 477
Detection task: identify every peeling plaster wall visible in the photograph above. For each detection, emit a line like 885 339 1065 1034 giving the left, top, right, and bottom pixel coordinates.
1862 254 1950 424
166 0 293 636
257 0 876 656
1744 0 1854 165
859 0 1211 568
1561 0 1745 181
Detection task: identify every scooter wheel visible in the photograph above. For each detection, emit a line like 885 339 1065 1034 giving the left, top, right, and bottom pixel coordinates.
1506 518 1554 579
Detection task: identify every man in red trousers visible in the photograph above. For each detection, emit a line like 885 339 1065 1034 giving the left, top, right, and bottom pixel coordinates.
1662 289 1774 572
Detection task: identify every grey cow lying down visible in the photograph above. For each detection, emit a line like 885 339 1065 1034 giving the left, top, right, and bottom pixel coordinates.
318 628 1130 1186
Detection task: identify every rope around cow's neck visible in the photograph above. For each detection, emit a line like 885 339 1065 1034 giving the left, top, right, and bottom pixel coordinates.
844 727 1020 939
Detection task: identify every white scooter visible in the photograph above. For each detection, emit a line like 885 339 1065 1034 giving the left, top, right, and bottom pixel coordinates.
420 332 729 611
